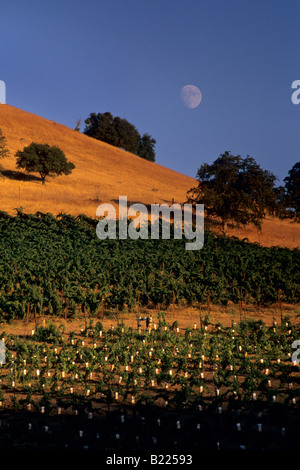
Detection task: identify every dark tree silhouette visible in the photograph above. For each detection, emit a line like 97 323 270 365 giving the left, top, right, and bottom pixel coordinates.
113 116 140 154
84 112 119 147
284 161 300 218
84 112 156 161
186 151 278 231
138 133 156 162
15 142 75 185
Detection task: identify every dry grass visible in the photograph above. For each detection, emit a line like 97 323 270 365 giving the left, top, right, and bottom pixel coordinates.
1 303 299 338
0 104 194 216
0 104 299 248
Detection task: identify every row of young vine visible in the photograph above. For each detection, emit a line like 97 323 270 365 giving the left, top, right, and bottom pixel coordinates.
0 316 299 450
0 211 299 320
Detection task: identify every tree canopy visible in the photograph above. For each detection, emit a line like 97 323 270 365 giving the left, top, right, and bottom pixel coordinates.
113 115 141 154
0 128 10 175
186 151 278 231
84 112 156 161
284 161 300 218
15 142 75 185
138 133 156 162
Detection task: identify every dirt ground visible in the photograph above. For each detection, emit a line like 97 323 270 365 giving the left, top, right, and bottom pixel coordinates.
1 303 299 337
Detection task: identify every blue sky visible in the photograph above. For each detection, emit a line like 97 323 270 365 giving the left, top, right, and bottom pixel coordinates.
1 0 299 183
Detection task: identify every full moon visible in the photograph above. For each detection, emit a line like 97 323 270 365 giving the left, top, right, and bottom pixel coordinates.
181 84 202 109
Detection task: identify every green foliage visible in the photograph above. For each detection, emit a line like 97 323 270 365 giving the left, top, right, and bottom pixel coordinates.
187 151 278 231
0 128 10 159
0 128 10 175
0 318 299 422
15 142 75 184
84 112 156 161
138 133 156 162
0 211 298 323
84 112 119 146
113 115 141 154
284 161 300 218
33 322 65 344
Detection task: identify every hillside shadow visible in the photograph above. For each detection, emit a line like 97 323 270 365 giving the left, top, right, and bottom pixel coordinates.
1 169 41 182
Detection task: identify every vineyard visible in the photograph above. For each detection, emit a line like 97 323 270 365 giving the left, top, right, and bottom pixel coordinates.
0 315 299 451
0 211 299 452
0 211 299 323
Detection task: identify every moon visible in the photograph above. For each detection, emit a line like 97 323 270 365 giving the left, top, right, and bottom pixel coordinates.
181 84 202 109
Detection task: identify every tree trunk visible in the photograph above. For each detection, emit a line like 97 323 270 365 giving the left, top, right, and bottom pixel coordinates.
223 220 228 232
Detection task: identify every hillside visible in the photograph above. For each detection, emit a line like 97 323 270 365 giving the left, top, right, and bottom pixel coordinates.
0 104 299 249
0 105 195 211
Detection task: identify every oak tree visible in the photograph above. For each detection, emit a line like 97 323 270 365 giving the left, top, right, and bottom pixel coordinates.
284 161 300 218
15 142 75 185
186 151 278 231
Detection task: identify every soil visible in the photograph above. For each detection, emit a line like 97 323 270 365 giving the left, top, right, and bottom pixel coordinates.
1 303 299 337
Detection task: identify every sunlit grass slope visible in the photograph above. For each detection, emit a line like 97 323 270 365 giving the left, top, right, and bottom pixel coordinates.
0 104 195 215
0 104 299 248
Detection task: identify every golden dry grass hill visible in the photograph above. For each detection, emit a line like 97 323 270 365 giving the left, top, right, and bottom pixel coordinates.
0 104 299 249
0 105 194 214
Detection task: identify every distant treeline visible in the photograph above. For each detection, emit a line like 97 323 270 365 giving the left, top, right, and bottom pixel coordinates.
83 112 156 162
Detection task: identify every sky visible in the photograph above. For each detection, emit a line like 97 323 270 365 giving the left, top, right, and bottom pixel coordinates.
1 0 299 184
